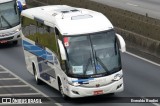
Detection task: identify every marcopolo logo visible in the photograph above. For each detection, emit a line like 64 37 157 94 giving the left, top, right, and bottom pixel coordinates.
0 34 6 37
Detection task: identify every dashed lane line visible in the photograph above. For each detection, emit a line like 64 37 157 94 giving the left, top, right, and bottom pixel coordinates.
0 65 63 106
0 78 18 80
0 65 48 97
0 93 41 97
0 85 29 88
126 2 138 7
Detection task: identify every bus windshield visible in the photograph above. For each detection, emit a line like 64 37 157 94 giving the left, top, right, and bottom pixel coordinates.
64 30 122 78
0 1 20 30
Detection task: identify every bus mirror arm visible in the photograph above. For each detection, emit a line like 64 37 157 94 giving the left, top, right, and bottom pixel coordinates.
58 39 67 60
14 2 17 14
116 34 126 53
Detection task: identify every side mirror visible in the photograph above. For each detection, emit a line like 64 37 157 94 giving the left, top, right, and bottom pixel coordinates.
116 34 126 52
58 39 67 60
14 1 17 14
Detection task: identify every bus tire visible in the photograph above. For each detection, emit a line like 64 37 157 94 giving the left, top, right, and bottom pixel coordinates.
110 93 115 96
33 64 42 85
13 40 18 45
58 78 68 99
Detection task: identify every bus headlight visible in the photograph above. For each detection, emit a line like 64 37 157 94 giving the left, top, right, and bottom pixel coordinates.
16 28 21 32
68 80 80 87
113 74 123 81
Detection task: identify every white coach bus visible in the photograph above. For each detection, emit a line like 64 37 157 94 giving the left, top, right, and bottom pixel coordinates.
0 0 21 45
21 5 126 98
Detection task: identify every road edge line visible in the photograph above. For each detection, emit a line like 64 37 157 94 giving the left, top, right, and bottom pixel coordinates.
141 97 160 106
0 65 48 97
0 65 63 106
126 51 160 67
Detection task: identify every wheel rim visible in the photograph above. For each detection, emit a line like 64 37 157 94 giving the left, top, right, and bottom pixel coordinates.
60 85 65 98
34 71 38 81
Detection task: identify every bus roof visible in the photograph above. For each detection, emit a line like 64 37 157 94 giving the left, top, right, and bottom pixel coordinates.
21 5 114 35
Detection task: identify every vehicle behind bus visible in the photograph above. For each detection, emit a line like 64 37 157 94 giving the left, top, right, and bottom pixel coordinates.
0 0 21 45
21 5 126 98
17 0 27 9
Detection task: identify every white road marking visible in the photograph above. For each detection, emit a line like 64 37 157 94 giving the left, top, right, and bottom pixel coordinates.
0 65 48 97
0 85 29 88
0 65 63 106
141 97 160 106
55 103 63 106
152 103 160 106
0 93 41 96
0 71 8 73
126 52 160 67
0 78 18 80
126 2 138 7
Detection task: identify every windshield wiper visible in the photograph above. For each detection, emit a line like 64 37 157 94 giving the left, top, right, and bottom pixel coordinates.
110 66 122 73
94 51 110 74
83 51 93 75
14 1 18 14
83 57 91 75
1 15 12 28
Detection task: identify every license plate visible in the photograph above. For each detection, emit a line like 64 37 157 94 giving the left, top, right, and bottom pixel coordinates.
93 90 103 95
0 40 8 43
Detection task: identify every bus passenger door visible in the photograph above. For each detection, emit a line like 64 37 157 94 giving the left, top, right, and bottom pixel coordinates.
57 39 69 94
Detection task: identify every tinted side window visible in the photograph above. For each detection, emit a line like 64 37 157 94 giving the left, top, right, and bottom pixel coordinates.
22 16 37 37
22 16 59 55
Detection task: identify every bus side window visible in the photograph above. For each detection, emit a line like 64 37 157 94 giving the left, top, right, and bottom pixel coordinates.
46 26 50 33
36 22 45 35
36 25 60 65
22 16 37 37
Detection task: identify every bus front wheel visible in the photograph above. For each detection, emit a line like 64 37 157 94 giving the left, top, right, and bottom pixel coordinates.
58 79 68 99
13 40 18 45
33 64 42 85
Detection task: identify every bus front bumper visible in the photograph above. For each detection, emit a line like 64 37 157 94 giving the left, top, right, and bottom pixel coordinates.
0 32 21 43
66 78 124 98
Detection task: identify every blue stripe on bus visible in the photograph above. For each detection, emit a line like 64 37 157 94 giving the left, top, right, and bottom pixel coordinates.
22 40 53 62
72 78 94 83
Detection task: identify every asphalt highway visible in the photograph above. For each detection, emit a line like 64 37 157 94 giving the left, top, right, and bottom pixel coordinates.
91 0 160 19
0 0 160 106
0 42 160 106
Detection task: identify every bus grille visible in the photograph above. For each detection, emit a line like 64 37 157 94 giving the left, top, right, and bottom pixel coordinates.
0 36 14 41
